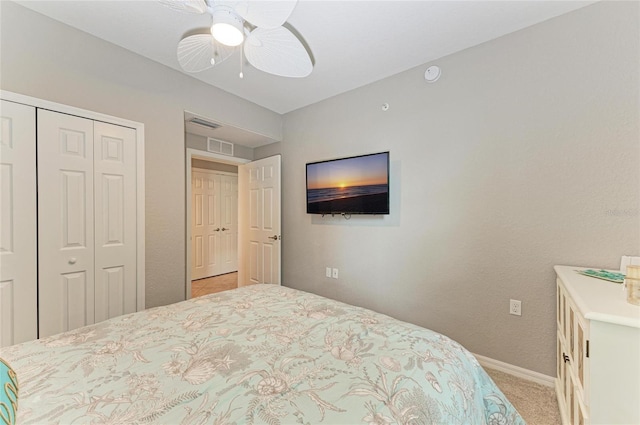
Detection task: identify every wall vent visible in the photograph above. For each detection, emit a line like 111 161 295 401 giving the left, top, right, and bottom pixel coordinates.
189 117 221 130
207 137 234 156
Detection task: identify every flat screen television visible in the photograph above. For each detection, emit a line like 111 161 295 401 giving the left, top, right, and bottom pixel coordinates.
306 151 389 215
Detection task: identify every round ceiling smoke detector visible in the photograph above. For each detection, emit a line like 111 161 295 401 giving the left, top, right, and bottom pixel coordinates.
424 65 441 83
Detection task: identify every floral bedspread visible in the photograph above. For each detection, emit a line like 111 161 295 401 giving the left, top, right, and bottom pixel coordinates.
0 284 524 424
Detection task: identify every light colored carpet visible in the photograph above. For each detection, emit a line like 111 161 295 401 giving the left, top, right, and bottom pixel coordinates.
486 368 561 425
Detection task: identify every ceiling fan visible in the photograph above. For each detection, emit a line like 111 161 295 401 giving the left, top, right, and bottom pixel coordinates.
161 0 313 78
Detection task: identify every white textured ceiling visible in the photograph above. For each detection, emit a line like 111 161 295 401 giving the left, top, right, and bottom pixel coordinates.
17 0 595 115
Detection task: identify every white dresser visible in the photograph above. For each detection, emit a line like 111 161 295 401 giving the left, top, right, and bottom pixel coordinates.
555 265 640 425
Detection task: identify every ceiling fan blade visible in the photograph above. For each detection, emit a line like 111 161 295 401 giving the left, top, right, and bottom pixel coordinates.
177 34 235 73
159 0 208 14
244 26 312 78
232 1 297 29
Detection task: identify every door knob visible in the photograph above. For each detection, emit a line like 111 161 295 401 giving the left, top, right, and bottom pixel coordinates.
214 228 220 232
268 235 279 240
68 257 77 264
221 227 228 231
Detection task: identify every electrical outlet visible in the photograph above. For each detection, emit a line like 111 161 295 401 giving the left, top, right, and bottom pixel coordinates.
325 267 332 278
332 268 339 279
510 299 522 316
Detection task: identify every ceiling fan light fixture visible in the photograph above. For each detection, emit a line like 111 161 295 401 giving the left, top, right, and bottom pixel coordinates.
210 8 244 47
171 0 313 78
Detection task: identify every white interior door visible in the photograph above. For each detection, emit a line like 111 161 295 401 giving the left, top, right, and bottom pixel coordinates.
192 170 220 280
38 109 95 338
238 155 281 286
219 174 238 274
94 121 137 323
191 170 238 279
0 100 37 346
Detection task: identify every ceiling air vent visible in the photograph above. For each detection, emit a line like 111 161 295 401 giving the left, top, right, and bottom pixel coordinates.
207 137 234 156
189 117 221 130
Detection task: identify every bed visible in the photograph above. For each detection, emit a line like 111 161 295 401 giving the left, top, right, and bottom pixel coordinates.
0 284 524 424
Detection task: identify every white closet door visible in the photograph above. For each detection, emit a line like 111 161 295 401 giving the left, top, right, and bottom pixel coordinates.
219 174 238 274
38 109 95 338
192 170 220 279
0 100 37 346
94 121 137 323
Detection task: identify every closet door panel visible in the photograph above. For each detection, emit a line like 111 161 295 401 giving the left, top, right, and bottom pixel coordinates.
38 109 95 338
94 121 137 322
191 171 221 279
0 100 37 346
220 175 238 274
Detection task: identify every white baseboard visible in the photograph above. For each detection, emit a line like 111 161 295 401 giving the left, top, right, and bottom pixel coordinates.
474 353 555 388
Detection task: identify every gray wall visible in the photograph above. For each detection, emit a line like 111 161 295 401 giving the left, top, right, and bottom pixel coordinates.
254 142 282 160
0 2 281 308
281 1 640 376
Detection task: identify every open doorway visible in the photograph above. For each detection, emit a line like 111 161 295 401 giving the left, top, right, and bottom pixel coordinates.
191 159 238 297
184 111 282 299
186 149 249 299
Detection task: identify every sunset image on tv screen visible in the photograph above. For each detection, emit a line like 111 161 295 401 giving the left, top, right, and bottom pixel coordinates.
306 152 389 214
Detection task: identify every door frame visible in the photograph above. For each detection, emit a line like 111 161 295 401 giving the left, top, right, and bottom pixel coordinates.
185 148 249 299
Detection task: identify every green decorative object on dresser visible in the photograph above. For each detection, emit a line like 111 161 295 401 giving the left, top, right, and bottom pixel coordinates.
575 268 626 283
0 358 18 425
